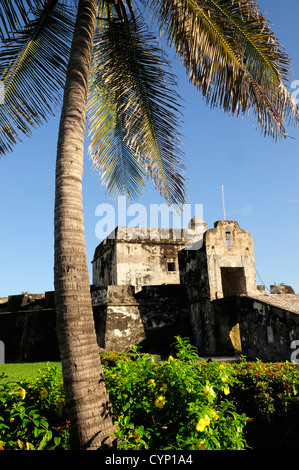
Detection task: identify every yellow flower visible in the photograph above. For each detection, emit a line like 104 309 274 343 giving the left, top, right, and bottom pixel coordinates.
196 440 205 450
196 419 206 432
196 414 210 432
223 386 230 395
219 364 225 370
209 409 219 420
168 356 175 362
221 376 228 383
10 418 14 423
155 396 166 408
18 388 26 400
160 384 167 392
204 384 215 398
148 379 156 388
203 414 210 426
40 388 48 399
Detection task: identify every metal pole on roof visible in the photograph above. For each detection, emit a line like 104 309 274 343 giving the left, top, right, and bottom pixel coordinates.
222 185 226 220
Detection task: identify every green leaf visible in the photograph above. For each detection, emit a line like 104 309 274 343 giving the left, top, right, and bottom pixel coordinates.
0 0 43 40
40 418 49 429
147 0 299 139
88 10 186 207
22 418 29 427
0 1 75 155
37 430 52 450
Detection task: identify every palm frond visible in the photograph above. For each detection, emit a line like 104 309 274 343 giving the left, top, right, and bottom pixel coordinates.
146 0 299 139
0 0 44 40
0 0 75 155
88 7 186 207
88 86 147 200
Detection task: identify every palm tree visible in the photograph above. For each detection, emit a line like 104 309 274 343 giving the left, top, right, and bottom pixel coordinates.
0 0 298 450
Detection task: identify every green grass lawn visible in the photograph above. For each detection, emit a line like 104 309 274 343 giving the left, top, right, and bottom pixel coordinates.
0 362 62 383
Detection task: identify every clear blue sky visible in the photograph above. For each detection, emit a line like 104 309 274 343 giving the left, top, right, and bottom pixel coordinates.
0 0 298 297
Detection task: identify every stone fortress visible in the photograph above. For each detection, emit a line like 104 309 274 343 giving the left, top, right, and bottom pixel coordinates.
1 217 299 363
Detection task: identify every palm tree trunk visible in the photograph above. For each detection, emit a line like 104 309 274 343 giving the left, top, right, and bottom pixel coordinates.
54 0 117 450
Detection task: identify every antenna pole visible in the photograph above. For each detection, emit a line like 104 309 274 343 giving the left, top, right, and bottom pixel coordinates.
222 185 226 220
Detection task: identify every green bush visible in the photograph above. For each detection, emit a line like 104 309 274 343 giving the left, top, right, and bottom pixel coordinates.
103 337 249 450
1 338 298 450
230 358 299 449
0 365 69 450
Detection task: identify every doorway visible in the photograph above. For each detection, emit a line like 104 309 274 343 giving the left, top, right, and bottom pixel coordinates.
221 267 247 297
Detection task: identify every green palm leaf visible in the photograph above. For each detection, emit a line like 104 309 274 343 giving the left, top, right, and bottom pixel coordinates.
0 0 75 155
88 5 186 206
0 0 44 40
88 85 147 200
147 0 299 139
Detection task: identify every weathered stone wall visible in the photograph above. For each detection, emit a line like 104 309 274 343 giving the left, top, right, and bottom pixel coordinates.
0 293 59 363
237 295 299 361
116 238 183 290
0 287 191 362
178 246 216 355
211 294 299 361
92 285 144 352
204 221 259 300
92 284 191 356
92 223 206 291
92 237 117 287
1 289 299 362
178 220 262 356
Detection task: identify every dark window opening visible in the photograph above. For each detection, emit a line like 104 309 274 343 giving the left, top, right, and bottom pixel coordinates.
167 262 176 272
221 267 246 297
225 230 230 247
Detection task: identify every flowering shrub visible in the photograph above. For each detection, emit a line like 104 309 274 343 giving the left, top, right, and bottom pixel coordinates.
1 339 298 450
230 359 299 449
103 337 249 450
0 365 69 450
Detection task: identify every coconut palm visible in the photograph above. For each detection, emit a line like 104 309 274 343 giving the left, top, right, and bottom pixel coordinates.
0 0 298 450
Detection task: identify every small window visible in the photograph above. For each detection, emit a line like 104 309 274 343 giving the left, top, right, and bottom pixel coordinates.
167 262 176 272
225 228 233 247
